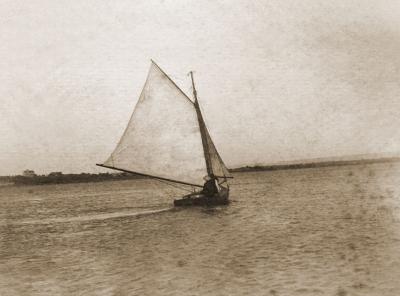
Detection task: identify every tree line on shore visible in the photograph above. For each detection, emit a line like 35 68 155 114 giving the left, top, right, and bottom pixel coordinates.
1 172 144 186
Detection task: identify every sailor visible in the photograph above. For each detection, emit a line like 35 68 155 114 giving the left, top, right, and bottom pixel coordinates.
202 177 219 197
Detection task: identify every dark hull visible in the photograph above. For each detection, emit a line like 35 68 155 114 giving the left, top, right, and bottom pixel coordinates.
174 187 229 207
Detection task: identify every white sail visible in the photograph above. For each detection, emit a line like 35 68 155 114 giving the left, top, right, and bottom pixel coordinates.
103 62 208 186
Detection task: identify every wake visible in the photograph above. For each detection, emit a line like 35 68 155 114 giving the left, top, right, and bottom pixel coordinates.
3 207 175 226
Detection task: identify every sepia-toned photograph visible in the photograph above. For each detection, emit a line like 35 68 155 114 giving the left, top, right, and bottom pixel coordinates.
1 1 399 295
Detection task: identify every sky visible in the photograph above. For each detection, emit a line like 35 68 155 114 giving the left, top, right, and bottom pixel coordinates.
1 0 400 175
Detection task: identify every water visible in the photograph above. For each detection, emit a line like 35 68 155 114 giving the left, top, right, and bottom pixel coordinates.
1 162 400 296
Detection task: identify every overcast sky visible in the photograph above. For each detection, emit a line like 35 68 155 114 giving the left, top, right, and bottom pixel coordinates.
1 0 400 175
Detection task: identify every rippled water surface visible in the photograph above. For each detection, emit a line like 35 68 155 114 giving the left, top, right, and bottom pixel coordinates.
1 162 400 296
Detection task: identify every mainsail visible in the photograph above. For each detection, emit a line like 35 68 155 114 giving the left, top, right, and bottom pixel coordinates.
100 61 230 187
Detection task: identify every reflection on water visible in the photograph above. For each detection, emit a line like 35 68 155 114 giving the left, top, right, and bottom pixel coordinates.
1 163 400 295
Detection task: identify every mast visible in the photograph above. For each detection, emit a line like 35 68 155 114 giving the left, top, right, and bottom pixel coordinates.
190 71 214 178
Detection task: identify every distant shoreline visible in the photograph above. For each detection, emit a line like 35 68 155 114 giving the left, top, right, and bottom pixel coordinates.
1 157 399 186
0 172 145 187
230 157 400 173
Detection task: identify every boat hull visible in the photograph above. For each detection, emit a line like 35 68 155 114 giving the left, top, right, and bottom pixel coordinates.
174 187 229 207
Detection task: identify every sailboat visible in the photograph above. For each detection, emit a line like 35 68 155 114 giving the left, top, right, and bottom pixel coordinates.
97 60 232 206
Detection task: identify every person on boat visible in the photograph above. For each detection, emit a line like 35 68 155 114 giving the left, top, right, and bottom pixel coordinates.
202 177 219 197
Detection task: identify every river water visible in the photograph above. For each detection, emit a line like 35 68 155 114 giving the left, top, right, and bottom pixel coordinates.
1 162 400 296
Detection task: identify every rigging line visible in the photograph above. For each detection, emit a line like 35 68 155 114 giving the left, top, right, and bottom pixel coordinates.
155 178 194 193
